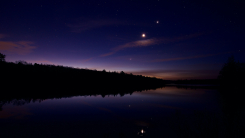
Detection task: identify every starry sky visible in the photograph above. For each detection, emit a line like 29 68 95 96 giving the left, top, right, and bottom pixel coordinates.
0 0 244 80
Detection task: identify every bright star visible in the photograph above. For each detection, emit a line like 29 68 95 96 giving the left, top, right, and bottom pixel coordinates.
142 34 145 37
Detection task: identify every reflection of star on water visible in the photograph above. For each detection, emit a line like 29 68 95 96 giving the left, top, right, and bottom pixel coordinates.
156 20 159 24
137 129 146 136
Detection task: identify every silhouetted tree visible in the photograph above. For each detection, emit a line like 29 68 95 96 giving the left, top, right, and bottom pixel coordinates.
120 71 125 75
218 56 245 137
218 55 244 87
0 52 6 62
15 60 28 65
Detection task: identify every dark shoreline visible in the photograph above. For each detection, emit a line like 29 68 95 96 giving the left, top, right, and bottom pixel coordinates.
0 61 222 102
0 84 220 112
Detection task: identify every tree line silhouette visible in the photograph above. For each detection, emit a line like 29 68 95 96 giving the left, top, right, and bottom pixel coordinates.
0 52 166 100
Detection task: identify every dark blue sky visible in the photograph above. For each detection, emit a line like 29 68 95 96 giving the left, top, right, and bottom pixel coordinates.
0 0 244 79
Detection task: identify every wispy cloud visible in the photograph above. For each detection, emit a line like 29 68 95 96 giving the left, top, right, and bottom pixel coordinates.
100 51 117 57
81 57 94 63
152 51 234 62
152 54 215 62
68 18 124 33
101 33 203 57
0 34 7 39
0 41 36 55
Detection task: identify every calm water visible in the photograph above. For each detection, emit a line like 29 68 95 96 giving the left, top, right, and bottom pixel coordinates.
0 87 223 137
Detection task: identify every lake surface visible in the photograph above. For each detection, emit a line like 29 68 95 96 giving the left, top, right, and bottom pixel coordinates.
0 86 224 137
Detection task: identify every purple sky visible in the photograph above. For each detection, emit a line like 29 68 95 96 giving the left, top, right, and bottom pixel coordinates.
0 0 244 80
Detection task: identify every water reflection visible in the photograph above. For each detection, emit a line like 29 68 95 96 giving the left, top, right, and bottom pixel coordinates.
137 129 146 136
0 86 243 137
0 106 32 119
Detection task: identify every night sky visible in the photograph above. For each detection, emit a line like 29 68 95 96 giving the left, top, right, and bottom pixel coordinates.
0 0 244 80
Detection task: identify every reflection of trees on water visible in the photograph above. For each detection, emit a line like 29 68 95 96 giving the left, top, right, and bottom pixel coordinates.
217 88 245 138
0 99 46 111
0 102 3 111
0 89 140 111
